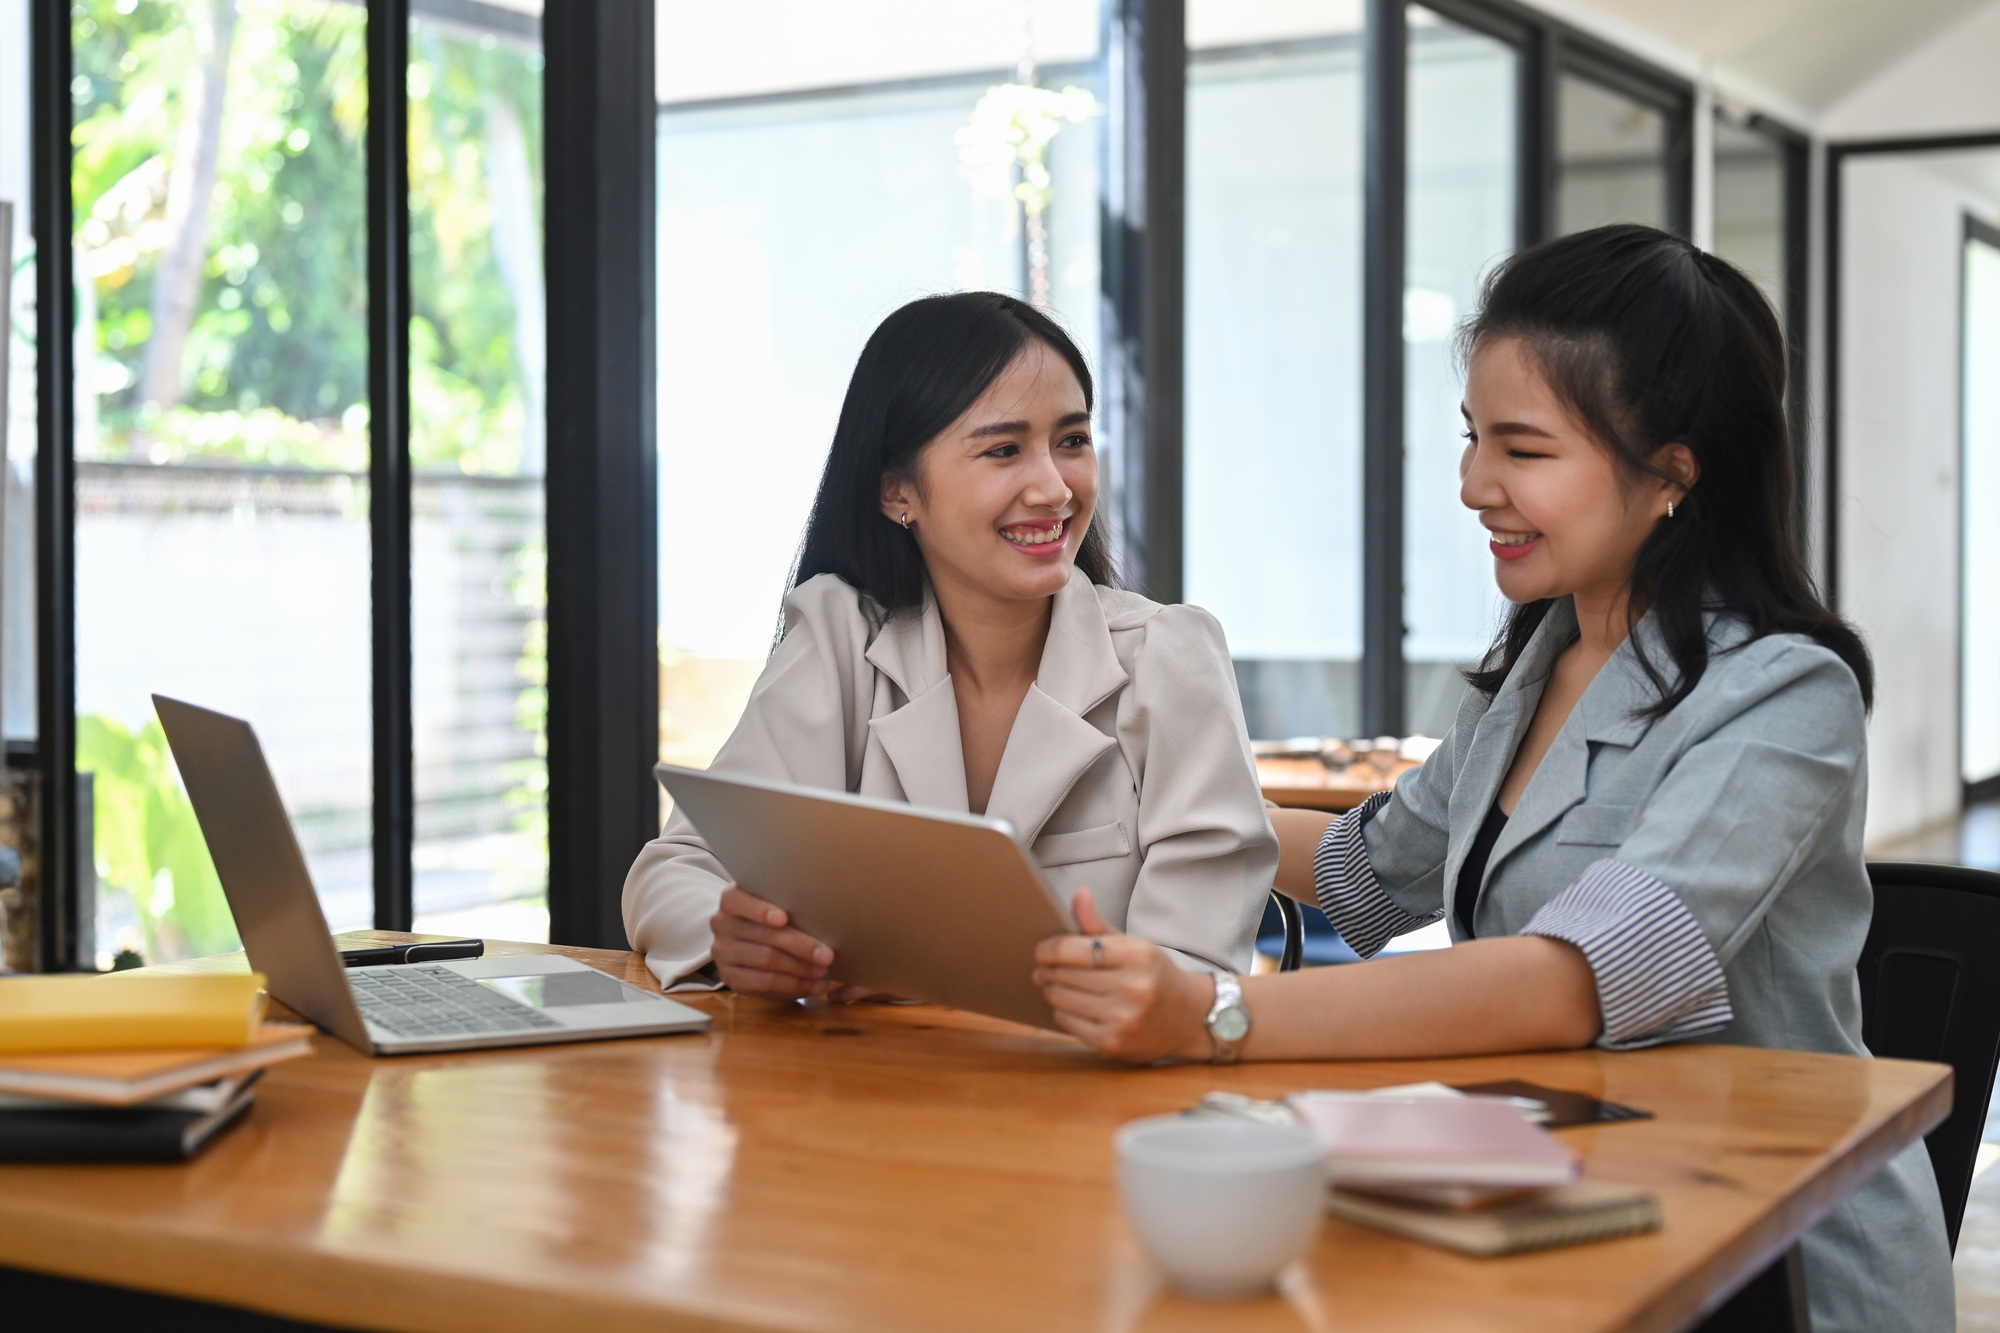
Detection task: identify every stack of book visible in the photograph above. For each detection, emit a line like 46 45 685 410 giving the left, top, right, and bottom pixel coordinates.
1289 1087 1662 1255
0 972 313 1162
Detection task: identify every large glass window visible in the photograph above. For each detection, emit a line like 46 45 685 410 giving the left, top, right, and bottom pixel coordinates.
72 0 371 964
1185 0 1364 740
1556 73 1668 235
1712 114 1787 319
1965 221 2000 788
653 1 1102 776
1402 7 1515 738
406 2 549 942
1 0 34 750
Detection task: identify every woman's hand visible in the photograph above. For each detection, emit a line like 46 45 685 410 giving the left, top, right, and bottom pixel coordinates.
709 886 878 1002
1032 889 1215 1063
710 885 836 999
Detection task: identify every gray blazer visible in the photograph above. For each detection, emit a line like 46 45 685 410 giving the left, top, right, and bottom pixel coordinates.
1329 598 1953 1333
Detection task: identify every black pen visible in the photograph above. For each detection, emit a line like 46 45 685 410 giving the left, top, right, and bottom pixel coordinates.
340 938 485 967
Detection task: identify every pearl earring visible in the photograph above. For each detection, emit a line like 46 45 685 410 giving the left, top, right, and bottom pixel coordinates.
1667 500 1676 519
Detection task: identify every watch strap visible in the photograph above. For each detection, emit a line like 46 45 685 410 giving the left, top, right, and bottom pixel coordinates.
1205 972 1248 1064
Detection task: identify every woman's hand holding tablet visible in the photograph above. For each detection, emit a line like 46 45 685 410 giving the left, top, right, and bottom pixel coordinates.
709 884 875 1003
1033 889 1213 1062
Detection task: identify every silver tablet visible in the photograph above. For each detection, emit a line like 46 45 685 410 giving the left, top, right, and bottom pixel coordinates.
655 764 1075 1030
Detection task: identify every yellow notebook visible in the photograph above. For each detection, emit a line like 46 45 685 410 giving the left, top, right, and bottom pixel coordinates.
0 973 268 1052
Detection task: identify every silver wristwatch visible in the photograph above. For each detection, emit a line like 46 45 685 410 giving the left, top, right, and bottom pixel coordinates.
1204 972 1250 1064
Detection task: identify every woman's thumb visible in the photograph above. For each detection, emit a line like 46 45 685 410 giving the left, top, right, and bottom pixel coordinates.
1072 888 1116 936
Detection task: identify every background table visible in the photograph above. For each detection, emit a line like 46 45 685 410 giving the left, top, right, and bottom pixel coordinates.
1257 756 1417 812
0 934 1950 1333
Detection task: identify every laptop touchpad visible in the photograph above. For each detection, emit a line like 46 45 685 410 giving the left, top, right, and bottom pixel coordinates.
477 971 651 1008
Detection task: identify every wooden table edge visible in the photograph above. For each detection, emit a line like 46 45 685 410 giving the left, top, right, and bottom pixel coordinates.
0 1200 763 1333
1623 1057 1952 1333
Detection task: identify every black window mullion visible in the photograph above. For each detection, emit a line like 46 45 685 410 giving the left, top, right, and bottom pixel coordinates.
366 0 414 933
1099 0 1186 605
1825 144 1846 611
1665 96 1695 240
543 0 658 950
1361 0 1407 738
31 0 81 971
1768 121 1812 545
1519 23 1557 247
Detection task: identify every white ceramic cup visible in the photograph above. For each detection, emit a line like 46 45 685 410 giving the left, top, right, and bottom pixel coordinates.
1115 1114 1328 1299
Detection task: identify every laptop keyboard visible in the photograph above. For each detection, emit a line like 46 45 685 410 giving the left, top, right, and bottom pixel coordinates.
349 964 563 1039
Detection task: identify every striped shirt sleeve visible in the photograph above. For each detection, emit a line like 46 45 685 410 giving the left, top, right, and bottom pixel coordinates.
1312 791 1445 958
1522 859 1733 1050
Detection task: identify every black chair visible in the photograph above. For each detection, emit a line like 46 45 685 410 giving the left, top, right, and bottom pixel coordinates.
1706 857 2000 1329
1857 860 2000 1251
1259 893 1361 970
1271 893 1305 972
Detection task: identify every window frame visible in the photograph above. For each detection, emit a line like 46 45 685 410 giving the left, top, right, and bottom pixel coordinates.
544 0 658 948
19 0 1808 963
30 0 81 969
1825 131 2000 612
29 0 580 962
1552 42 1695 241
370 0 416 933
1357 0 1695 734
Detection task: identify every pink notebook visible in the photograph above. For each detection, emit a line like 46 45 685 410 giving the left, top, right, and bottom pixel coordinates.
1287 1092 1581 1189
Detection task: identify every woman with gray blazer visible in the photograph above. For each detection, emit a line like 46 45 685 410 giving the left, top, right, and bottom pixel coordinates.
623 292 1275 997
1035 227 1954 1330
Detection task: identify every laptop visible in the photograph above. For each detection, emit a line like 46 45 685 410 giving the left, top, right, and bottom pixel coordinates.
655 763 1074 1030
154 695 710 1055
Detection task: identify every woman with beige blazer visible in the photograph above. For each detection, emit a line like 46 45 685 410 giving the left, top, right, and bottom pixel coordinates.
622 293 1276 994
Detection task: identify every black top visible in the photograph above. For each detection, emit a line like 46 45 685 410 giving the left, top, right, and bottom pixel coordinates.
1453 805 1509 940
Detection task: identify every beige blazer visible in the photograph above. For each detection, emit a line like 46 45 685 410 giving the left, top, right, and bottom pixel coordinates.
622 568 1279 988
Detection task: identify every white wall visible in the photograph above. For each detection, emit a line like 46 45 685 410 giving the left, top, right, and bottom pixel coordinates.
1839 154 2000 844
1822 0 2000 140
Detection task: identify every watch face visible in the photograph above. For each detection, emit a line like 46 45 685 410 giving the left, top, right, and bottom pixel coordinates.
1212 1006 1251 1043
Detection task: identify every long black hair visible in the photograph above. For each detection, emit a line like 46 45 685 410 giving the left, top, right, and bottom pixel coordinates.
1460 224 1871 715
790 291 1116 616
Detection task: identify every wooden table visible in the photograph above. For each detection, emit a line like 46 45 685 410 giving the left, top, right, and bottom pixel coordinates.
1258 756 1417 812
0 933 1950 1333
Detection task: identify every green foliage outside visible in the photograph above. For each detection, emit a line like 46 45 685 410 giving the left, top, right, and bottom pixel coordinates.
73 0 371 440
77 714 241 961
72 0 542 470
71 0 548 959
406 30 546 475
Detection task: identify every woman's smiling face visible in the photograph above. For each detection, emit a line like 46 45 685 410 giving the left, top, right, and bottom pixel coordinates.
879 340 1097 608
1458 336 1684 607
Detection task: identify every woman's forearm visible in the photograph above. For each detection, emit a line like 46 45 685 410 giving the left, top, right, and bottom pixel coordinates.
1271 807 1338 903
1236 935 1601 1060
